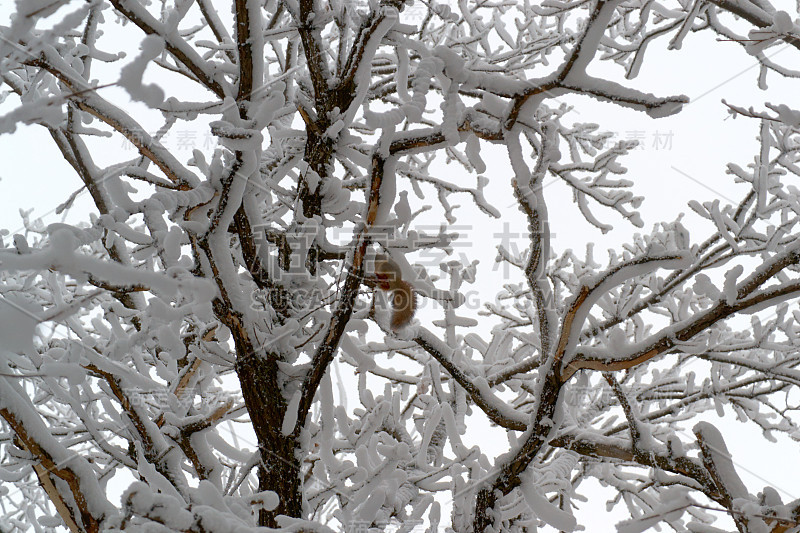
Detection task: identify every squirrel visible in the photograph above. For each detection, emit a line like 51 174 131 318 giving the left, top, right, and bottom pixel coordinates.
370 255 417 330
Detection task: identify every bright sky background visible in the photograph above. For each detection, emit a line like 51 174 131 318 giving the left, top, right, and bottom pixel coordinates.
2 2 800 531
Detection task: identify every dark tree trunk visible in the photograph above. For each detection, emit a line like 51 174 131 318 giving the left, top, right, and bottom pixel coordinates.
237 352 303 526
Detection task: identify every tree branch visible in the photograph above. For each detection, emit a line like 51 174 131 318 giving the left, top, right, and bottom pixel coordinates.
294 152 388 434
108 0 228 98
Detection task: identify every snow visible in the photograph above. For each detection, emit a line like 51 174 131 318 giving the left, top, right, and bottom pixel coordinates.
520 472 577 531
768 102 800 127
121 482 194 530
340 334 377 371
465 135 487 174
341 8 399 128
396 46 411 102
563 76 687 119
0 292 40 355
616 487 691 533
562 251 694 360
417 404 442 469
119 35 166 107
772 11 795 33
282 390 301 436
0 365 114 519
4 0 800 531
0 94 67 134
563 0 624 76
250 490 280 512
693 422 749 500
723 264 744 305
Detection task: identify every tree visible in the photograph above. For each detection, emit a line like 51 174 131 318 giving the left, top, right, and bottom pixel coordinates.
2 0 800 531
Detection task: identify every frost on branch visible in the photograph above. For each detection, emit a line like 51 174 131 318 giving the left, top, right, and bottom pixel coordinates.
3 0 800 532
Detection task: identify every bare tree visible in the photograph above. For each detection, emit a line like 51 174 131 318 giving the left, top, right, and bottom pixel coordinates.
2 0 800 531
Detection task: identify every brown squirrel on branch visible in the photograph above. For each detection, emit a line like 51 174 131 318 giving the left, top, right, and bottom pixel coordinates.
368 254 417 330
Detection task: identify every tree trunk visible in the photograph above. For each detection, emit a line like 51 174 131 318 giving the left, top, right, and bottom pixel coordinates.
237 352 302 526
